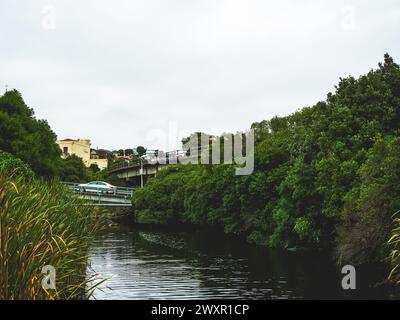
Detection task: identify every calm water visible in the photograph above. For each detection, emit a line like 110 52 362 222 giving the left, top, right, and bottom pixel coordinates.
87 225 391 300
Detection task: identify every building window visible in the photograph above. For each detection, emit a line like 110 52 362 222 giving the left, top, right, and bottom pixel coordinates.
63 147 68 155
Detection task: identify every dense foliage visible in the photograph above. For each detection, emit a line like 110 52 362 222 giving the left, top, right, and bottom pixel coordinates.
59 155 88 182
0 150 34 179
336 136 400 265
133 54 400 266
58 156 108 183
0 154 102 299
0 90 61 177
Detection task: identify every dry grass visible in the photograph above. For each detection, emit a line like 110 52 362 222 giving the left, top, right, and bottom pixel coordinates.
0 171 103 299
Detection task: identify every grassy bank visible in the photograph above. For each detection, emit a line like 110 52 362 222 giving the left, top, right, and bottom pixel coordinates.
0 153 102 299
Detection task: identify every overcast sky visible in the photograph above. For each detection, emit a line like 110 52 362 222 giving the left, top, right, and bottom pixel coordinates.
1 1 400 150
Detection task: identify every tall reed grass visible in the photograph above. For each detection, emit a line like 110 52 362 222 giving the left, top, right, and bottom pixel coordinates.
388 215 400 286
0 170 102 299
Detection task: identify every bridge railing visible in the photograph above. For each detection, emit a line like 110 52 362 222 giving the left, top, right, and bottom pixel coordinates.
62 182 134 198
107 146 210 173
108 159 141 172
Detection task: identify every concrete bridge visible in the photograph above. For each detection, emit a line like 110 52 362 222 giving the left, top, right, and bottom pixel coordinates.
107 149 201 185
63 182 134 207
108 158 167 181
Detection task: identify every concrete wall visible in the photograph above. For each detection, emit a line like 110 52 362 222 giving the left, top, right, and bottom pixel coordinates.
88 158 108 170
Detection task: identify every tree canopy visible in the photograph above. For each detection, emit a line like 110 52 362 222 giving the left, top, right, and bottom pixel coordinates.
59 155 88 183
0 90 61 177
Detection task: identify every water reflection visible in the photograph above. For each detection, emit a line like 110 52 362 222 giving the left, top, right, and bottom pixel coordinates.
87 226 386 300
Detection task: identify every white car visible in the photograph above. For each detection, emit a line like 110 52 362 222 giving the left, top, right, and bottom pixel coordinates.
77 181 117 194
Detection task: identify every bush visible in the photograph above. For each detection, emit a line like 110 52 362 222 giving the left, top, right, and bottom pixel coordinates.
132 165 192 224
336 136 400 265
294 217 320 243
0 150 34 179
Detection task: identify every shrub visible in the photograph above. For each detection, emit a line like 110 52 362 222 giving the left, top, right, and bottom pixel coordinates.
336 136 400 265
0 150 34 179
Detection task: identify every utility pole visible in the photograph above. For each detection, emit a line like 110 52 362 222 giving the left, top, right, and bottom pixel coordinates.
140 157 144 188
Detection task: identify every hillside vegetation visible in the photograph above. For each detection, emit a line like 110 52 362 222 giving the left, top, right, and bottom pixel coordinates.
133 54 400 269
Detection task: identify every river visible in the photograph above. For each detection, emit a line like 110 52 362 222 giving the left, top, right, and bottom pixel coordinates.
87 224 392 300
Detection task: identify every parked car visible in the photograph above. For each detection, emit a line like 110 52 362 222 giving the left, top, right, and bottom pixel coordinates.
77 181 117 194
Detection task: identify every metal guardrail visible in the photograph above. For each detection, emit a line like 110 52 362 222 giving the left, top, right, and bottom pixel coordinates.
62 182 134 198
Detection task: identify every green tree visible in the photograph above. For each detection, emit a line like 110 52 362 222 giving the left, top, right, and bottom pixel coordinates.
0 90 61 177
136 146 147 157
336 136 400 265
125 149 134 157
59 155 88 183
86 164 109 182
